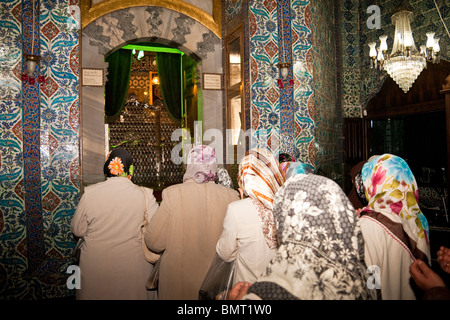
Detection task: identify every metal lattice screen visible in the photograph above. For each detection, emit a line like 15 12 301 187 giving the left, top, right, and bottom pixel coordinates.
107 51 184 190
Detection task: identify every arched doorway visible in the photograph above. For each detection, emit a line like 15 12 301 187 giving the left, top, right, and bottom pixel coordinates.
104 43 200 194
80 4 223 187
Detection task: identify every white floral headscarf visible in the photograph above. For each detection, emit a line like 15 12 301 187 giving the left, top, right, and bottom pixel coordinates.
248 174 376 300
216 167 234 189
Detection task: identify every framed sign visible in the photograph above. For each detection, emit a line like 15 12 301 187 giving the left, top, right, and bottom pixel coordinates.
82 68 104 87
203 73 223 90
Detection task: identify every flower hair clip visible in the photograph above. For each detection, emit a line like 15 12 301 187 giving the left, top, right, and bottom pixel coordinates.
108 157 124 176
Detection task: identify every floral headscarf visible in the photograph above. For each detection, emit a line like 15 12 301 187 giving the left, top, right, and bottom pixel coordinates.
360 154 430 263
248 174 376 300
238 148 285 249
103 148 133 178
216 167 234 189
284 162 314 179
183 145 218 183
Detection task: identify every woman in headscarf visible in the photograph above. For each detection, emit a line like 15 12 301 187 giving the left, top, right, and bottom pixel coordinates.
283 161 315 180
358 154 431 300
144 145 239 300
216 148 285 285
228 174 377 300
71 148 159 300
347 160 368 210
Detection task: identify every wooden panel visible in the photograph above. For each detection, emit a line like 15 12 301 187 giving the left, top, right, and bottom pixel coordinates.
365 61 450 120
343 117 370 163
343 117 370 194
442 88 450 198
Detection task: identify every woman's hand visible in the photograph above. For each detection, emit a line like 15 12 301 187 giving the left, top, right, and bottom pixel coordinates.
437 246 450 274
228 282 251 300
410 259 445 291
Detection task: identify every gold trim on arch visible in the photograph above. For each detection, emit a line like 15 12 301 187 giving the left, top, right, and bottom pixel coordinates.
80 0 222 38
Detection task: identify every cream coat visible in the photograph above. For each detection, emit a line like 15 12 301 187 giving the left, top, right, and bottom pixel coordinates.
144 180 239 300
216 198 277 285
71 177 159 300
360 216 417 300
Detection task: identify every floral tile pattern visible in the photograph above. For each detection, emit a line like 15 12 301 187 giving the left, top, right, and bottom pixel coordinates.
0 0 80 300
248 0 340 174
2 0 445 300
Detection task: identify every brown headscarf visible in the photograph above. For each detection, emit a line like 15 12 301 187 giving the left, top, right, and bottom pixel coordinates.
347 160 367 209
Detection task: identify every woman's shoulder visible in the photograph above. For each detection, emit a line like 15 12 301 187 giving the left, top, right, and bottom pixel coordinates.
83 178 110 193
211 182 239 195
227 198 254 210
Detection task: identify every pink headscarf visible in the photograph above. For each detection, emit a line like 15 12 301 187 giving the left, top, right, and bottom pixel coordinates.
183 145 218 183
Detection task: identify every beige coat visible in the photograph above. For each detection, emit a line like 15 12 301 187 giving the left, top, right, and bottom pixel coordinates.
216 198 277 285
71 177 159 300
360 216 417 300
144 180 239 300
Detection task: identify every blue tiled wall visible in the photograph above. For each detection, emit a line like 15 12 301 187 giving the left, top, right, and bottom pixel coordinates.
0 0 80 299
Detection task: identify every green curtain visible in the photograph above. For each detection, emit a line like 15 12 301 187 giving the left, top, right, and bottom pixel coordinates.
105 49 132 119
156 52 182 122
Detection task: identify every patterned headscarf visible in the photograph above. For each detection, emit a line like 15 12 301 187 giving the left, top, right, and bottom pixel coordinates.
103 148 133 178
183 145 218 183
238 148 285 249
360 154 430 263
349 160 368 208
216 167 234 189
248 174 376 300
284 162 314 179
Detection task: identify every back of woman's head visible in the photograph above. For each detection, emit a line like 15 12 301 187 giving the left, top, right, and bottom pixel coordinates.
237 148 285 208
251 174 376 300
183 144 218 183
273 174 359 249
284 162 314 179
104 148 133 177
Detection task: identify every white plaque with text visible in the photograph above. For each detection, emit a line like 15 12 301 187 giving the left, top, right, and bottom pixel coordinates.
203 73 223 90
82 68 104 87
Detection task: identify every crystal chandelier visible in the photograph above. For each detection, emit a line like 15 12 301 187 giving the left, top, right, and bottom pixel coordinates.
368 10 440 93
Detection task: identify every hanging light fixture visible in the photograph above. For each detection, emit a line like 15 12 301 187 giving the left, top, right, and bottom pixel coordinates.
276 62 294 89
275 6 294 89
368 9 440 93
21 0 45 85
277 62 291 79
